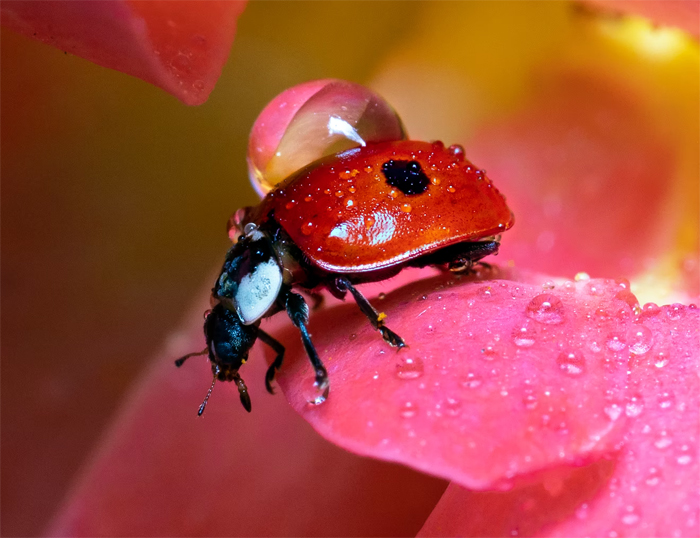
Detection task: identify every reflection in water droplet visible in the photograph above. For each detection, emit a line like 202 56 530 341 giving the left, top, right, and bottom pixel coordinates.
525 294 565 324
557 350 586 376
628 325 653 355
395 356 425 379
302 378 329 406
399 401 418 418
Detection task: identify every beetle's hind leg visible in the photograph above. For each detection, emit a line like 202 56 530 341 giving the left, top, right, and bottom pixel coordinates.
285 291 329 390
335 277 406 349
258 329 285 394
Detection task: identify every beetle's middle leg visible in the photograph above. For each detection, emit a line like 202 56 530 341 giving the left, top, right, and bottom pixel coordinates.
335 277 405 349
284 291 329 389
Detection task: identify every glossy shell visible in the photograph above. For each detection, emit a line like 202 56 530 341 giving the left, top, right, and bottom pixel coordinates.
251 140 514 273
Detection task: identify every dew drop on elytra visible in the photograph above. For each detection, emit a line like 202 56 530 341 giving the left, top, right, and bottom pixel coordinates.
525 294 565 324
395 356 424 379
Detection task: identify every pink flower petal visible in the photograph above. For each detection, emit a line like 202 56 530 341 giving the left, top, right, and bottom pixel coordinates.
419 304 699 536
47 298 446 537
0 1 246 105
585 0 700 38
468 70 675 279
273 270 637 490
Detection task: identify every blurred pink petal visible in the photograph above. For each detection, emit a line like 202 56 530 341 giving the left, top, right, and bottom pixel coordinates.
273 270 639 489
585 0 700 38
47 294 447 537
469 70 674 279
0 1 246 105
419 304 699 537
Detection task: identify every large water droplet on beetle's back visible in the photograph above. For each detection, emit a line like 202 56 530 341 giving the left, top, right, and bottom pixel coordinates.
248 79 406 196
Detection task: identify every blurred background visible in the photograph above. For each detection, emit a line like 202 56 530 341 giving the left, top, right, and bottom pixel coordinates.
2 2 697 536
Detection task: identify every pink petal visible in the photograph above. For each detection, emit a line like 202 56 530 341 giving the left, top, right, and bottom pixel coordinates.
47 297 446 537
468 70 676 279
419 304 699 536
273 270 636 490
585 0 700 38
0 1 246 105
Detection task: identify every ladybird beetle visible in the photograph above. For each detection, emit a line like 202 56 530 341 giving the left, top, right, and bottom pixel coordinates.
176 81 514 415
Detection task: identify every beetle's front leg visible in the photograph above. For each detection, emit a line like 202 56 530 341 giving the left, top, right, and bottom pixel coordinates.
284 291 329 390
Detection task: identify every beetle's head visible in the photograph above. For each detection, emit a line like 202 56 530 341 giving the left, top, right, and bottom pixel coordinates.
175 303 258 414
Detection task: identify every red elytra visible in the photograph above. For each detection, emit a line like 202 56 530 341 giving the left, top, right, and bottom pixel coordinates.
238 140 514 273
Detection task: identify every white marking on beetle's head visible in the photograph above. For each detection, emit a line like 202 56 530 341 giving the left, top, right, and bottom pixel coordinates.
234 258 283 325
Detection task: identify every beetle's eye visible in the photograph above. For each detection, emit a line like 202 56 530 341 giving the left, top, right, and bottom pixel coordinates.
248 79 407 196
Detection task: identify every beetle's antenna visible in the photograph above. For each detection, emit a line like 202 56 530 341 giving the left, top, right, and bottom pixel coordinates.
197 373 217 416
175 347 207 368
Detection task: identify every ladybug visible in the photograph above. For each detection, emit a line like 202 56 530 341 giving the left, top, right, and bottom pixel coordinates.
176 138 513 415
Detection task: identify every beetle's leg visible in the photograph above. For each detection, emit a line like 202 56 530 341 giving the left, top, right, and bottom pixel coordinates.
233 372 252 412
335 277 406 349
285 291 329 389
258 329 285 394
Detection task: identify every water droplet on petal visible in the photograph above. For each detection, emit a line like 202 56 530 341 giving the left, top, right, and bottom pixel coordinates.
556 350 586 376
621 506 640 526
666 303 686 320
657 391 675 410
654 351 670 368
525 294 565 324
677 454 693 466
395 356 424 379
628 325 653 355
302 378 329 405
399 401 418 418
606 332 627 352
604 403 623 421
512 319 538 347
625 394 645 417
645 467 662 486
460 372 482 389
654 433 673 450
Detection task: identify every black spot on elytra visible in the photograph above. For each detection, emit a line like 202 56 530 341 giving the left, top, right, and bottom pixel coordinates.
381 160 430 195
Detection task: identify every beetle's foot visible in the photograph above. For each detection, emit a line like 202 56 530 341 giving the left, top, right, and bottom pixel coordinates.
265 363 278 394
314 366 329 391
380 326 406 348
